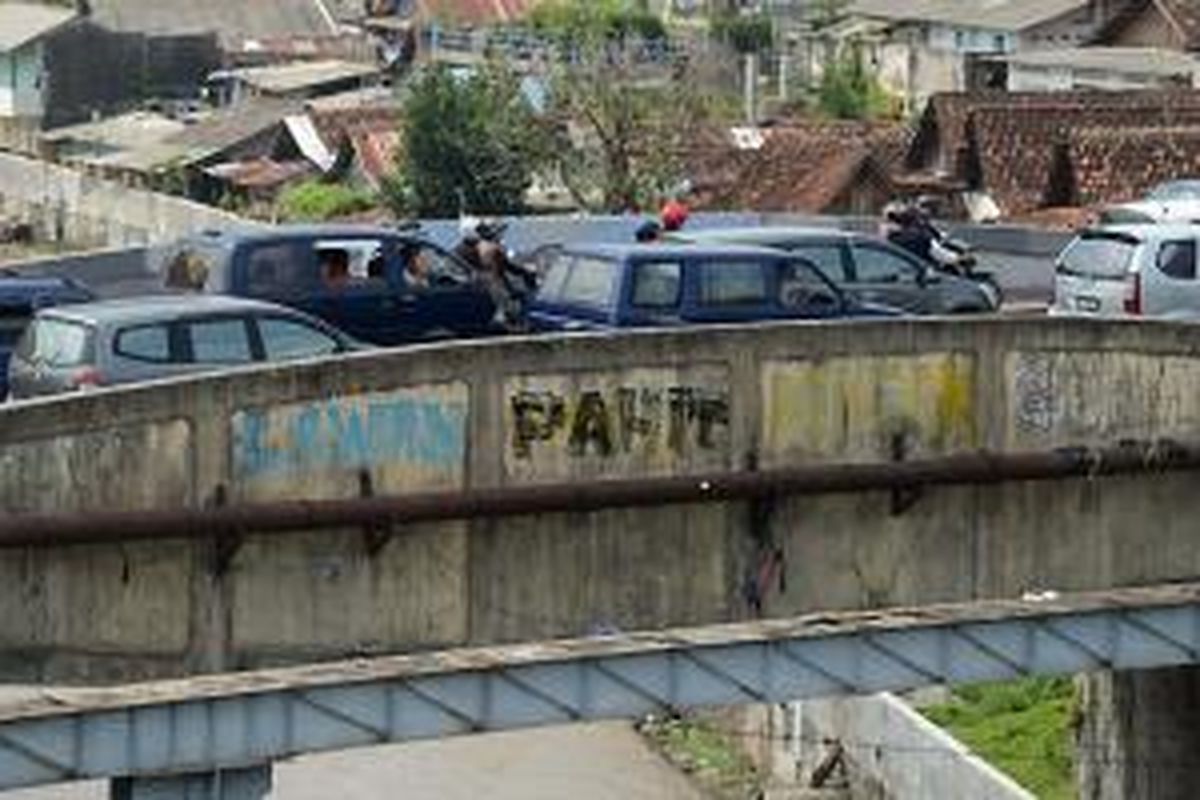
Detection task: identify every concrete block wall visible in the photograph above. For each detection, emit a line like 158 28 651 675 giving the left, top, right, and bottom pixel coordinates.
0 151 248 249
2 317 1200 681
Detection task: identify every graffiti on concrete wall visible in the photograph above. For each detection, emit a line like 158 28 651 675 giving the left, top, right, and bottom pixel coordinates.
505 367 731 481
232 384 468 498
760 353 977 465
1006 351 1200 448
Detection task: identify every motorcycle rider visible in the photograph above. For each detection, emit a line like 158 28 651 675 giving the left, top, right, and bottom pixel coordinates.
455 216 536 330
882 197 971 276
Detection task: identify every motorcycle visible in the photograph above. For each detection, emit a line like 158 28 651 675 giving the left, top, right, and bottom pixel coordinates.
928 232 1004 310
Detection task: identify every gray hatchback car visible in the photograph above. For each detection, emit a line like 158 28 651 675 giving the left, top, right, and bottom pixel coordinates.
8 295 358 399
673 226 999 314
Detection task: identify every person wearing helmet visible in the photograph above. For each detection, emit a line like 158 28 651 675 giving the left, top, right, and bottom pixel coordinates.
660 199 690 232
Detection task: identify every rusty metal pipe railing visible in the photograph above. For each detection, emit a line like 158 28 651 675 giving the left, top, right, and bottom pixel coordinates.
0 439 1195 549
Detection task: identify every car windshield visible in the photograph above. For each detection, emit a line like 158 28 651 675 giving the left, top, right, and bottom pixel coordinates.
1058 233 1139 280
16 317 93 366
1148 181 1200 201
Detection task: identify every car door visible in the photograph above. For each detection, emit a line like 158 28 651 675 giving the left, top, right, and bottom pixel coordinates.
683 257 777 324
394 238 496 339
311 238 401 344
179 315 257 377
782 240 853 286
776 258 848 319
253 314 349 363
622 258 684 327
848 242 930 313
1141 237 1200 318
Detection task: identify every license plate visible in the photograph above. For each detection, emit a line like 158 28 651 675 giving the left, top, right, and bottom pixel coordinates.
1075 296 1100 312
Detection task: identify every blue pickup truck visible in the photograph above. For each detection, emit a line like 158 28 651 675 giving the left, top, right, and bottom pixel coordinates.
528 243 902 331
162 225 498 345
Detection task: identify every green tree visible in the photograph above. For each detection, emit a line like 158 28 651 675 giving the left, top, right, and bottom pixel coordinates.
530 0 665 48
536 0 729 210
817 47 891 120
709 11 773 55
386 64 549 217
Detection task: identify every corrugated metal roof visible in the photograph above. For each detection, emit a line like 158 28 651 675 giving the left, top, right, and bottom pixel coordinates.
998 46 1199 75
0 3 75 51
225 59 380 94
84 0 337 48
849 0 1089 32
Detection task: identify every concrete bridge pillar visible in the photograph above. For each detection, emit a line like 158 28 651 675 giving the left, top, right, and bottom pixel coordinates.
1077 667 1200 799
110 765 271 800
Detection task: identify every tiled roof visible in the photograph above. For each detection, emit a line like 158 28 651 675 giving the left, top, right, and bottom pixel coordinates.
416 0 537 24
907 90 1200 215
850 0 1089 32
692 121 909 213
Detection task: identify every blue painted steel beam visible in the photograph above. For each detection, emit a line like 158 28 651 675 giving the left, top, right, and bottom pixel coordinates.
2 583 1200 791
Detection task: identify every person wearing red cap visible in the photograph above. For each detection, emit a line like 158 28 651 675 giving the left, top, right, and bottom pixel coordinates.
660 199 690 232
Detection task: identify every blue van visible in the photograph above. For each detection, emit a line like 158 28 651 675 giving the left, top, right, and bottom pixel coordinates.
162 226 498 345
528 243 902 331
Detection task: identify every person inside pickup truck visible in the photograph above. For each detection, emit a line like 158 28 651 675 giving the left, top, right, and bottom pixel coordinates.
319 248 350 289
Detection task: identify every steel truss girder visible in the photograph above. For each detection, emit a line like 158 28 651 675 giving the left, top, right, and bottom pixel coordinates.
3 583 1200 791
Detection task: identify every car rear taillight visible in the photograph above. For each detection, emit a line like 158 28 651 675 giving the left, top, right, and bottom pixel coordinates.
1122 276 1142 315
69 366 103 389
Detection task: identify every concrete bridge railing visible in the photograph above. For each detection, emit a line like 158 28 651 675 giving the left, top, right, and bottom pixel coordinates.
2 317 1200 682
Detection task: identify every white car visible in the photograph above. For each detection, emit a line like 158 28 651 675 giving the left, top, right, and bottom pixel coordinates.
1099 180 1200 225
1050 224 1200 319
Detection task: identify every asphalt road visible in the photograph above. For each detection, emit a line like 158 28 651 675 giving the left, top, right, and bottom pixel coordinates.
1 721 705 800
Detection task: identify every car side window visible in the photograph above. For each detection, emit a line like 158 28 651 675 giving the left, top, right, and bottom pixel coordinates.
258 316 342 360
697 261 768 306
631 261 682 309
1157 240 1196 280
114 324 172 363
187 317 254 363
853 245 920 283
315 239 388 291
560 257 619 308
397 242 464 289
788 244 848 282
779 260 842 311
245 242 308 296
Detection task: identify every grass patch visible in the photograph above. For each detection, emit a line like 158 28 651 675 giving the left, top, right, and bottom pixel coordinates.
641 715 762 799
922 677 1076 800
276 179 377 222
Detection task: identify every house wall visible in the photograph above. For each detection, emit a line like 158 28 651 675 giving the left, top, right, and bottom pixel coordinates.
1019 7 1105 50
0 43 46 119
1106 6 1185 49
1008 64 1193 92
877 39 965 112
926 23 1014 54
44 22 220 129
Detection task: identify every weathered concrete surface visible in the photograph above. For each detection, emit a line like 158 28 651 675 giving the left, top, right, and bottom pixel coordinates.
1077 668 1200 800
3 318 1200 680
795 694 1034 800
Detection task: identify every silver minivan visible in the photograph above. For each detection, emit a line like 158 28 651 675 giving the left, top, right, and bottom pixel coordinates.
8 295 358 400
1051 224 1200 319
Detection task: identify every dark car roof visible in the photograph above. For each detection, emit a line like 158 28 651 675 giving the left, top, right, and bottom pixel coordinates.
38 294 321 327
560 242 803 261
670 226 859 246
189 224 428 248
